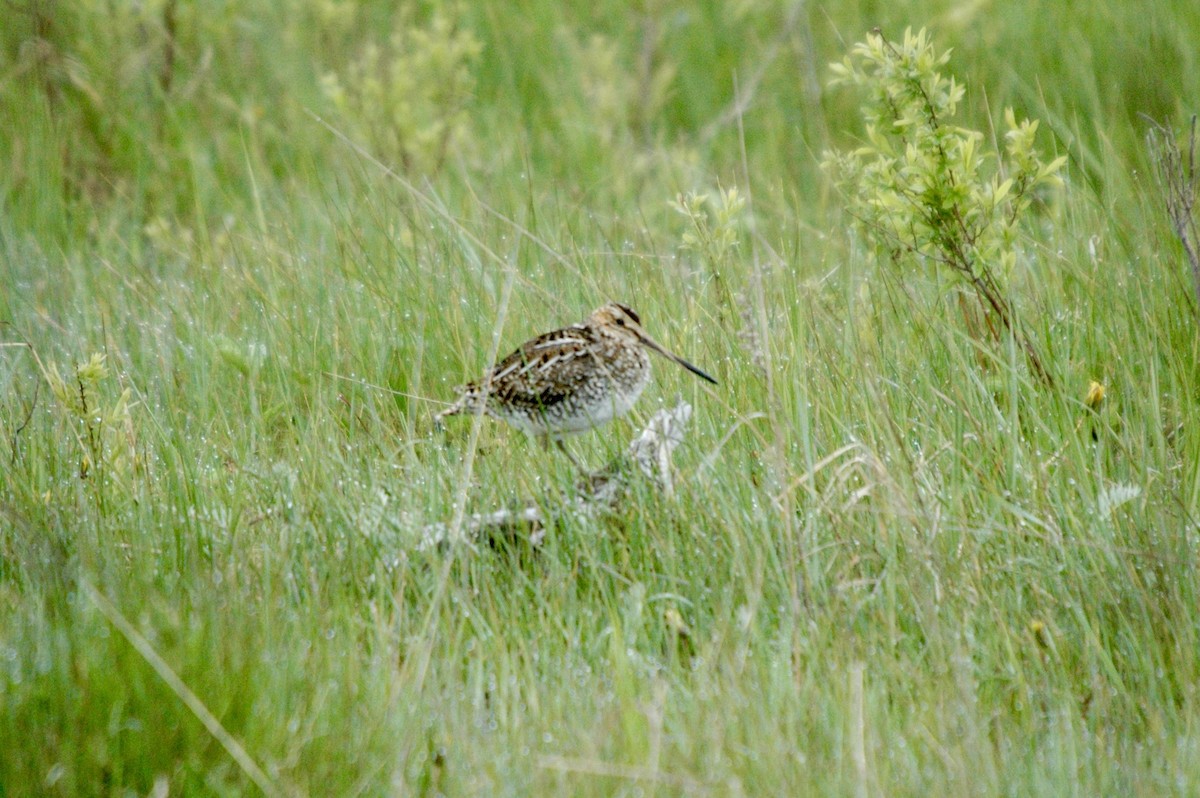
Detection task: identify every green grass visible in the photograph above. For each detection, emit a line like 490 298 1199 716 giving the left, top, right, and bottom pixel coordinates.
2 0 1199 794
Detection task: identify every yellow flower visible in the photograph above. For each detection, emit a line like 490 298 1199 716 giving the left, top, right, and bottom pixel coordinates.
663 607 690 637
1029 619 1051 650
663 607 694 658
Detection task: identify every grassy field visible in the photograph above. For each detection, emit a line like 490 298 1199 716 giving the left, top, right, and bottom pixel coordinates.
2 0 1199 794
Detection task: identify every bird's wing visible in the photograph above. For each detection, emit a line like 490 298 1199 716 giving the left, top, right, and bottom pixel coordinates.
473 324 601 409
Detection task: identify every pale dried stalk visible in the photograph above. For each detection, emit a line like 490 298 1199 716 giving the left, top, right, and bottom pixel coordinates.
421 402 693 550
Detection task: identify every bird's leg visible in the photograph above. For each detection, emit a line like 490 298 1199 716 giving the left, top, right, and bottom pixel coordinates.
551 438 590 476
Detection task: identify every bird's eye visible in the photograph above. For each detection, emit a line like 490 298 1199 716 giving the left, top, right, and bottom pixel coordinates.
616 318 625 326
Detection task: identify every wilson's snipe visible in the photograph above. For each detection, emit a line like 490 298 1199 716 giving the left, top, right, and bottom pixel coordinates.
436 302 716 451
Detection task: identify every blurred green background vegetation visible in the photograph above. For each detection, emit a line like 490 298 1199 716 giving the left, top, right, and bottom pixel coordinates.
2 0 1199 794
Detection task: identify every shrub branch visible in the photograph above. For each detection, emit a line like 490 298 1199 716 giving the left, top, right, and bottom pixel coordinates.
1146 115 1200 310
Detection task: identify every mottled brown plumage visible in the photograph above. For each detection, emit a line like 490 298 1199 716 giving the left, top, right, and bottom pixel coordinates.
436 302 716 442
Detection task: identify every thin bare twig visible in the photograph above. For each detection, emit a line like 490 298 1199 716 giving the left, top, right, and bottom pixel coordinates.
1146 115 1200 310
2 330 40 464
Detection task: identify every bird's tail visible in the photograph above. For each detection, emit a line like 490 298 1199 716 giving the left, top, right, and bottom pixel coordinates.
433 387 489 430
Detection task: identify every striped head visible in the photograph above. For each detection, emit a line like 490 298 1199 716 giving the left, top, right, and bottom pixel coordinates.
588 302 717 385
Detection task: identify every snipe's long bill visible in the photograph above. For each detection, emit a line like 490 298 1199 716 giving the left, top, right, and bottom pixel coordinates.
436 301 716 442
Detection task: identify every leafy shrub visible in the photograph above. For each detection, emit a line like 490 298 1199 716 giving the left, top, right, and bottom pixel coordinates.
823 28 1066 385
320 6 482 173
